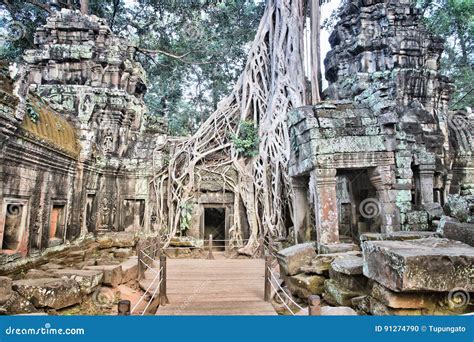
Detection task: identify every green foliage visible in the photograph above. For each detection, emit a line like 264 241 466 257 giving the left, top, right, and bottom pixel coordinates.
26 103 39 123
418 0 474 109
179 201 194 234
230 120 259 158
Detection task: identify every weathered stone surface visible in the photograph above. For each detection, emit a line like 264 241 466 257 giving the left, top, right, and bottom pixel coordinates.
85 265 122 287
286 273 325 299
444 194 470 222
24 269 54 279
321 305 358 316
362 238 474 292
97 233 137 249
369 297 423 316
324 279 365 307
328 268 368 292
276 243 316 276
119 257 138 283
12 278 81 309
0 277 13 303
300 251 361 274
318 242 359 254
331 255 363 275
371 283 437 309
438 219 474 246
0 291 38 315
113 248 133 259
360 231 440 242
51 269 103 294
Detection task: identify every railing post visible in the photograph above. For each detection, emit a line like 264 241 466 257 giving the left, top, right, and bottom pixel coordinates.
117 300 131 315
308 295 321 316
208 234 214 260
159 255 169 305
259 238 265 258
137 241 145 280
264 255 272 302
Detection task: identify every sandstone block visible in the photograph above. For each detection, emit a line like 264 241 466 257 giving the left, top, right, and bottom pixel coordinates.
286 273 325 299
318 242 359 254
324 279 364 307
96 232 137 249
12 278 81 310
331 255 363 275
276 243 316 276
362 238 474 292
371 282 437 309
85 265 122 287
0 277 13 303
438 219 474 246
360 231 439 243
52 269 103 294
120 258 138 283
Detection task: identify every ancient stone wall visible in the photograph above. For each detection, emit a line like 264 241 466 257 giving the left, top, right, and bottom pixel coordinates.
288 0 473 245
0 9 166 268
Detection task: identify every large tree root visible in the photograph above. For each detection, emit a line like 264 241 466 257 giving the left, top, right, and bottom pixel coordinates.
153 0 306 254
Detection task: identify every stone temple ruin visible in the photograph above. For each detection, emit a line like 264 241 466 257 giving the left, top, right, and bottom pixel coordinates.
0 0 472 316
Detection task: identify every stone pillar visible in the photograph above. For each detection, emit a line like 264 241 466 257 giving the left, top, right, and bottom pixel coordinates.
291 177 310 243
419 164 435 206
311 168 339 244
368 165 400 233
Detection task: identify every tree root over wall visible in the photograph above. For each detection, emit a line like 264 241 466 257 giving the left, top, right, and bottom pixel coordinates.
153 0 306 256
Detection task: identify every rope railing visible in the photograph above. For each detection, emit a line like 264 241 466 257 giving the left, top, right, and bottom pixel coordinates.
131 266 163 315
262 238 322 316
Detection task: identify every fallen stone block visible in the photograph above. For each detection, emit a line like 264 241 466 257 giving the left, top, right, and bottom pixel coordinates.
362 238 474 292
51 269 103 295
0 291 38 315
438 219 474 246
360 231 440 243
286 273 325 299
329 267 368 292
12 278 81 310
276 243 316 276
0 276 13 303
324 279 365 307
85 265 122 287
318 242 359 254
120 258 138 283
96 232 137 249
331 255 363 275
114 248 133 259
371 282 437 309
300 251 361 275
369 296 423 316
24 269 54 279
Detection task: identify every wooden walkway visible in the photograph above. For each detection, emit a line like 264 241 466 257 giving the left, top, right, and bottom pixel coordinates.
153 255 276 315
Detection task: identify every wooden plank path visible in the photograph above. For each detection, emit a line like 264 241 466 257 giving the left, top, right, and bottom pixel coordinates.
154 255 277 315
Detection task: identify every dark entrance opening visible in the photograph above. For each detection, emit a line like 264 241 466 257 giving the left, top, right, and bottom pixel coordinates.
204 207 226 250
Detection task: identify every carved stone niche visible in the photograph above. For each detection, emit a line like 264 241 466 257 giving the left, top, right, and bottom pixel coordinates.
0 198 29 256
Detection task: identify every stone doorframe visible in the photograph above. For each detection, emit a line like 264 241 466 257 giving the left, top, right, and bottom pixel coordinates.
48 199 68 247
119 195 148 233
305 152 398 244
0 197 30 255
197 192 234 251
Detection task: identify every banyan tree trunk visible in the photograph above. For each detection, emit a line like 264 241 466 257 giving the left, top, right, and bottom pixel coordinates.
154 0 306 254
